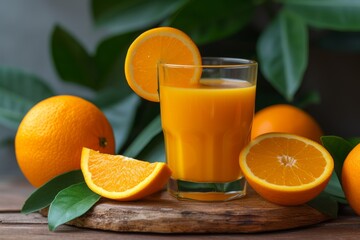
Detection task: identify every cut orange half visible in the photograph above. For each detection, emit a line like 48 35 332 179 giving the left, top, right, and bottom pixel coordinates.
81 148 171 201
239 133 334 206
124 27 202 102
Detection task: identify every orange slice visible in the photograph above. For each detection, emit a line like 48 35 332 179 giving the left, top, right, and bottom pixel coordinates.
124 27 202 102
81 148 171 201
239 133 334 206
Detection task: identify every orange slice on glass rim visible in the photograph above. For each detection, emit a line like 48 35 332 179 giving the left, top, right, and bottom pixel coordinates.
124 27 202 102
81 148 171 201
239 133 334 206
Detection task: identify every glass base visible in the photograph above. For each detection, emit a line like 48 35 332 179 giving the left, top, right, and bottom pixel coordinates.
168 177 246 202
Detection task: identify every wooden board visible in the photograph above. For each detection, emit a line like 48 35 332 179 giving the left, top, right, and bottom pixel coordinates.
41 188 331 233
2 177 360 239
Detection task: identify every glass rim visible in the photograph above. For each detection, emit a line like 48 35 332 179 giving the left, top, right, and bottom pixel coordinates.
159 57 258 68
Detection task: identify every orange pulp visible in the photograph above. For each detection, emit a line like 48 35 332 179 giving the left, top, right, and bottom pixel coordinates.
160 79 256 182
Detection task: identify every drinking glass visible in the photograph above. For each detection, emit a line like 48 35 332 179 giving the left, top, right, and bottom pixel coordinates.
158 57 257 201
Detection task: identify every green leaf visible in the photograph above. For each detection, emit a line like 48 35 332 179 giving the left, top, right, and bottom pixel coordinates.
121 100 160 153
320 136 359 204
324 172 347 204
294 90 321 109
0 67 54 129
166 0 255 45
283 0 360 31
91 0 187 33
321 135 354 181
95 31 140 92
137 133 165 163
101 94 141 153
346 137 360 148
48 182 101 231
21 170 84 214
257 9 308 101
123 115 162 158
51 25 98 90
307 191 338 219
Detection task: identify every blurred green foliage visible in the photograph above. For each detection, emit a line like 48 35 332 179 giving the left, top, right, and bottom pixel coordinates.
1 0 360 162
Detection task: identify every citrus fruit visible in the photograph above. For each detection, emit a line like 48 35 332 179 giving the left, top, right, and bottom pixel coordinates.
239 133 334 206
342 143 360 215
81 148 171 201
251 104 323 142
15 95 115 187
124 27 202 102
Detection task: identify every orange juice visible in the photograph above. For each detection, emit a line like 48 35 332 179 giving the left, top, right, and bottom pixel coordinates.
160 79 256 183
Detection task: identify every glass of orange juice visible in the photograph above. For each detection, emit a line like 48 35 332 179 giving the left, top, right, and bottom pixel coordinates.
158 57 257 201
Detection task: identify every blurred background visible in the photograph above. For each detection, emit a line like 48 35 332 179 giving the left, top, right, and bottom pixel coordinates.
0 0 108 178
1 0 360 179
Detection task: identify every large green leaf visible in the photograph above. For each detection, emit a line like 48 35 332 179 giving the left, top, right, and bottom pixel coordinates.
123 115 162 158
294 90 321 109
99 94 141 153
51 25 98 90
321 135 354 181
52 26 140 92
320 136 360 204
21 170 84 214
324 172 347 204
307 191 338 219
283 0 360 31
0 67 54 129
48 182 100 231
91 0 187 33
346 137 360 148
120 100 160 153
136 133 165 163
257 10 308 101
167 0 255 45
93 32 145 153
95 31 140 92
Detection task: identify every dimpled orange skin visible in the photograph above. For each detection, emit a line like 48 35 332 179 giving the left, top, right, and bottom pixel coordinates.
342 144 360 215
251 104 323 143
15 95 115 187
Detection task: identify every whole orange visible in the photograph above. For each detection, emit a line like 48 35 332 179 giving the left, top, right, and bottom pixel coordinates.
15 95 115 187
251 104 323 142
342 144 360 215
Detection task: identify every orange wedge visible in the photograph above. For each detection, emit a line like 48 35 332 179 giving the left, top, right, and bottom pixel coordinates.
81 148 171 201
124 27 202 102
239 133 334 206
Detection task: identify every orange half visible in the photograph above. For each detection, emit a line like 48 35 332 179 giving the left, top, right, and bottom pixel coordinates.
81 148 171 201
239 133 334 206
124 27 202 102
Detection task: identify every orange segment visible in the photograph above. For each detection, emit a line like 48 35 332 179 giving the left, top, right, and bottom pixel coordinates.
239 133 334 206
124 27 202 102
81 148 171 201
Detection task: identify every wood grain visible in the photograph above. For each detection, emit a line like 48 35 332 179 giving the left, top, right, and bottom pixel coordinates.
43 188 331 233
2 177 360 239
0 177 34 212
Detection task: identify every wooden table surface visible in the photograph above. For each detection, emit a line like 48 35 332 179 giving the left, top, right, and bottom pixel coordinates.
1 176 360 239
